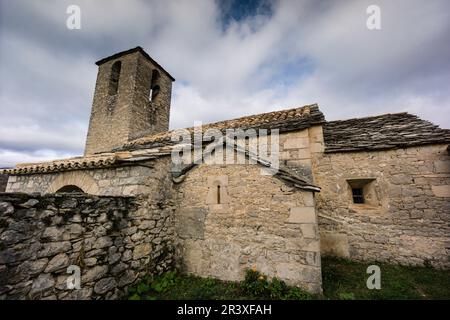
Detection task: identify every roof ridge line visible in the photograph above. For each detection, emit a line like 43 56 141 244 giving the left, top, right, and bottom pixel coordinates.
327 111 414 124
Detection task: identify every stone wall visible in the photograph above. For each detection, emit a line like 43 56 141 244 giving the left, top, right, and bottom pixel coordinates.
312 144 450 268
174 160 322 294
276 125 325 194
6 158 173 198
0 192 175 300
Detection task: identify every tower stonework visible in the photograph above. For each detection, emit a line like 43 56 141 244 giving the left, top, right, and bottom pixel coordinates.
84 47 175 155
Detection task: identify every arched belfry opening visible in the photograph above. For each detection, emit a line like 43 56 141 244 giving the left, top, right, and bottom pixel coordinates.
108 61 121 95
149 69 161 102
55 185 85 193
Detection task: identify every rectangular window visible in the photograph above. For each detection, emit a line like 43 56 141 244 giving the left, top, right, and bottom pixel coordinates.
352 188 365 204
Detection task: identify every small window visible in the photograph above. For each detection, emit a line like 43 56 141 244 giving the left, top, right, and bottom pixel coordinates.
108 61 121 95
352 187 364 204
347 178 378 207
217 185 221 204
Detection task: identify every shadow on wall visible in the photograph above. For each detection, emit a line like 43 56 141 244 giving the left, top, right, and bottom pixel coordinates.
0 174 8 192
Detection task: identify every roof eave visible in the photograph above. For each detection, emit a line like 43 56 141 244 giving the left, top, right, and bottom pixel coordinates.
95 46 176 81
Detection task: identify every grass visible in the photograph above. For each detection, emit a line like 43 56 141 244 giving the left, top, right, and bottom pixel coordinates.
322 257 450 300
127 257 450 300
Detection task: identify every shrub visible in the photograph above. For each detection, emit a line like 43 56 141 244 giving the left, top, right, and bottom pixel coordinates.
241 268 311 300
338 292 355 300
268 277 287 299
151 270 177 293
285 287 312 300
241 269 270 297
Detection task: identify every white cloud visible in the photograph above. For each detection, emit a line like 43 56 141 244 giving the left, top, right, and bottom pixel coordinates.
0 149 76 169
1 0 449 167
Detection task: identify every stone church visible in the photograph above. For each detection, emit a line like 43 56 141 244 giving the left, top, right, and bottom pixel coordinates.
1 47 449 296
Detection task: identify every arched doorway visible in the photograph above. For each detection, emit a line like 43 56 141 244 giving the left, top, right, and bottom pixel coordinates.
55 185 85 193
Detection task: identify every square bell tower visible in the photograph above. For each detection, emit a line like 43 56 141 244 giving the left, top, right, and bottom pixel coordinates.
84 47 175 155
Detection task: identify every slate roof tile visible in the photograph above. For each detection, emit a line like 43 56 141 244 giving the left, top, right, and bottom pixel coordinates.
323 112 450 153
120 104 325 150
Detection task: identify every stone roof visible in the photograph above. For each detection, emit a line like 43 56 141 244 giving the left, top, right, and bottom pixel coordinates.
0 150 173 175
1 104 324 175
120 104 325 151
324 112 450 153
0 142 319 192
95 46 176 81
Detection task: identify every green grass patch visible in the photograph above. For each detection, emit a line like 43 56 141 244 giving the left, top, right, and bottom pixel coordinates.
321 257 450 300
127 257 450 300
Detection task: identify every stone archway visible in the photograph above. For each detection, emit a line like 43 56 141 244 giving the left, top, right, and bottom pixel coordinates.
47 171 100 195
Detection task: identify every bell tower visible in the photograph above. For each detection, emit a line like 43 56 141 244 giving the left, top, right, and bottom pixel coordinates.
84 47 175 155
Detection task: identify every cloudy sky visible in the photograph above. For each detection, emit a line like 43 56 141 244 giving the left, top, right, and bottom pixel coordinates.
1 0 449 167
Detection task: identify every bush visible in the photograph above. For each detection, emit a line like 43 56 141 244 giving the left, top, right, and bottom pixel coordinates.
268 277 287 299
241 268 311 300
338 292 355 300
151 271 177 293
241 269 269 297
285 287 312 300
127 270 178 300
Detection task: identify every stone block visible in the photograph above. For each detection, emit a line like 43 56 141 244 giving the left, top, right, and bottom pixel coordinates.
38 242 72 258
118 270 136 287
82 266 108 284
286 159 312 167
133 243 152 260
434 160 450 173
287 207 316 224
308 126 324 143
45 253 70 273
300 224 316 239
431 185 450 197
283 137 309 150
310 142 324 153
94 277 117 295
41 226 64 241
30 274 55 295
17 259 49 276
391 174 412 185
94 236 113 249
0 202 14 215
303 193 315 207
177 208 206 239
297 148 311 160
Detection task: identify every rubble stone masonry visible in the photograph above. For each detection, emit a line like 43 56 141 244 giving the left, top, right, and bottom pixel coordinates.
313 144 450 268
0 193 175 300
174 160 322 294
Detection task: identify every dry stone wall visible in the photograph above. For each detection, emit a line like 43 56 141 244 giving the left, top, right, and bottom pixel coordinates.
174 161 322 294
0 193 175 300
312 144 450 268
